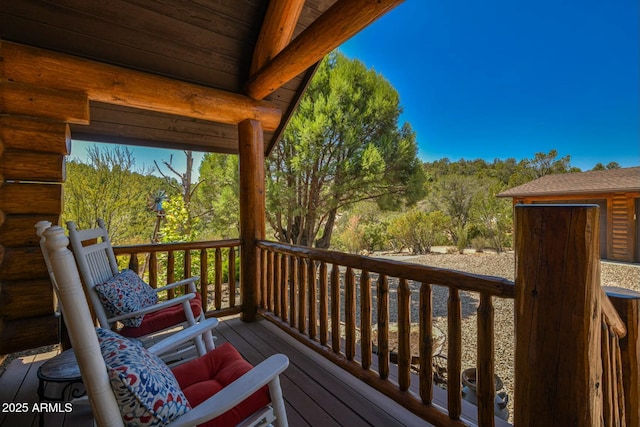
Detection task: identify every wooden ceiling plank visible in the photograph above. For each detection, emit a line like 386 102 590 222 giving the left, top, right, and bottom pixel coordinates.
245 0 404 100
250 0 306 76
1 41 282 131
1 5 244 89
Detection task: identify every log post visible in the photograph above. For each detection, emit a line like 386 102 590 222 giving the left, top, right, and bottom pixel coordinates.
514 204 603 426
238 119 265 322
603 286 640 427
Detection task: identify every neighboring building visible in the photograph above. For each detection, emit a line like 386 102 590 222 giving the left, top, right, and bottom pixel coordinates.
498 166 640 262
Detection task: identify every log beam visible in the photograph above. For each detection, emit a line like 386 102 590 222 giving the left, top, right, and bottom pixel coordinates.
246 0 404 100
1 41 282 131
514 205 603 426
250 0 306 77
238 119 266 322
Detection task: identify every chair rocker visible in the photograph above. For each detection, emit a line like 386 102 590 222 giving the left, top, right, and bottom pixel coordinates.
42 224 289 427
66 219 215 359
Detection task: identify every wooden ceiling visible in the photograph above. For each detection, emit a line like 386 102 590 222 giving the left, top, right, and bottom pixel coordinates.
0 0 341 155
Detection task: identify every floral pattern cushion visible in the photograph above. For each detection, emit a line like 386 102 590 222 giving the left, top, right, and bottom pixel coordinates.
97 328 191 426
95 269 159 327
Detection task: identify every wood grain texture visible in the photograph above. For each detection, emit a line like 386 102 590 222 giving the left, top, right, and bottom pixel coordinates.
250 0 306 76
238 119 265 321
246 0 404 99
0 81 89 124
514 204 603 426
2 41 282 131
0 149 65 182
0 183 62 215
605 287 640 427
0 116 70 154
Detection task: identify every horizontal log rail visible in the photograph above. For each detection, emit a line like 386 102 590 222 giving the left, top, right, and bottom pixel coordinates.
113 239 241 318
256 240 515 427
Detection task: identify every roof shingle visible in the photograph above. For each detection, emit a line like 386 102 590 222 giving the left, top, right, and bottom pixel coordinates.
497 166 640 197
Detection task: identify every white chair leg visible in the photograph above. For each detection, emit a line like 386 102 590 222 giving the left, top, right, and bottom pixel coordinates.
268 376 288 427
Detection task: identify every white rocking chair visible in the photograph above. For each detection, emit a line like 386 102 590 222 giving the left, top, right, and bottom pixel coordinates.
65 219 215 357
41 224 289 427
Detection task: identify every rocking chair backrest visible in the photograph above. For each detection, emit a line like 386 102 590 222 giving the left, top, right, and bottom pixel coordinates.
66 219 121 329
42 225 124 427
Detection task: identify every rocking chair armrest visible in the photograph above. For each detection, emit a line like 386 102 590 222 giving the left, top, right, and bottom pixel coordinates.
106 293 195 323
155 276 200 294
147 318 219 356
166 354 290 427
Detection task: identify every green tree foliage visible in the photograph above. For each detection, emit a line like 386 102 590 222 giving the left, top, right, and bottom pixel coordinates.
193 153 240 239
266 52 425 248
64 145 170 244
470 180 513 252
332 201 388 253
507 149 580 187
591 161 621 171
432 175 479 250
387 209 449 254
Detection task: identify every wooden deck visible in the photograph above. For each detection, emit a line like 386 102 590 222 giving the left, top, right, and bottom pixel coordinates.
0 316 433 427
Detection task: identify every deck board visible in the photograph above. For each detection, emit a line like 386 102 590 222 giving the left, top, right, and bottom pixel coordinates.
0 316 438 427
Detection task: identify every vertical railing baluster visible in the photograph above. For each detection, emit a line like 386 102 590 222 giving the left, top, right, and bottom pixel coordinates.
280 254 288 322
308 259 317 340
360 270 372 370
167 251 175 299
299 258 308 334
345 267 356 361
214 248 222 310
288 255 295 327
183 249 192 294
319 262 328 346
378 274 389 380
267 250 274 312
260 249 267 309
420 282 433 404
228 247 236 308
273 252 281 317
398 278 411 392
148 252 157 288
448 288 462 420
602 321 613 426
477 292 495 427
200 249 208 311
331 263 341 354
128 253 139 274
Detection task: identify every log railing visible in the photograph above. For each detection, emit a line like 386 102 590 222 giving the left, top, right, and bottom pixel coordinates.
600 290 627 426
604 286 640 427
112 239 242 317
256 239 515 427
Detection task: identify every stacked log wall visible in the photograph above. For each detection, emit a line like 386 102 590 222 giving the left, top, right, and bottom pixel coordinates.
0 69 85 354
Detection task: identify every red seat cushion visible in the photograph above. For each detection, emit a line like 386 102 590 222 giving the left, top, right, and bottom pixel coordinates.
120 293 203 338
171 343 270 427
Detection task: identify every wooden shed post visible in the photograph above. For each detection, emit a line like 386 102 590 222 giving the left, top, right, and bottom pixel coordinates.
238 119 265 322
514 204 603 426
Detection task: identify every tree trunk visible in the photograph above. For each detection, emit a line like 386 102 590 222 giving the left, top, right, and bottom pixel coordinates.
315 208 337 249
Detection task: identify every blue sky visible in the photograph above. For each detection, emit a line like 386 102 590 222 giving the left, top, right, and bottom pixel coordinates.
340 0 639 170
73 0 639 173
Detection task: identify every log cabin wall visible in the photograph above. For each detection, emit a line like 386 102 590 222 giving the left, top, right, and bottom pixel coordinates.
0 59 88 353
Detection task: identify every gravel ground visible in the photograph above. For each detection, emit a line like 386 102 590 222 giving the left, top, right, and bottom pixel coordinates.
396 250 640 422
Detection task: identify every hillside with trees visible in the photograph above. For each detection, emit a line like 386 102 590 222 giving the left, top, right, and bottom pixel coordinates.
63 54 613 254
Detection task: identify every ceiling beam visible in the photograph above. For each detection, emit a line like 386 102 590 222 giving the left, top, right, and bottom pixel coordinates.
1 41 282 131
245 0 404 100
250 0 306 77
